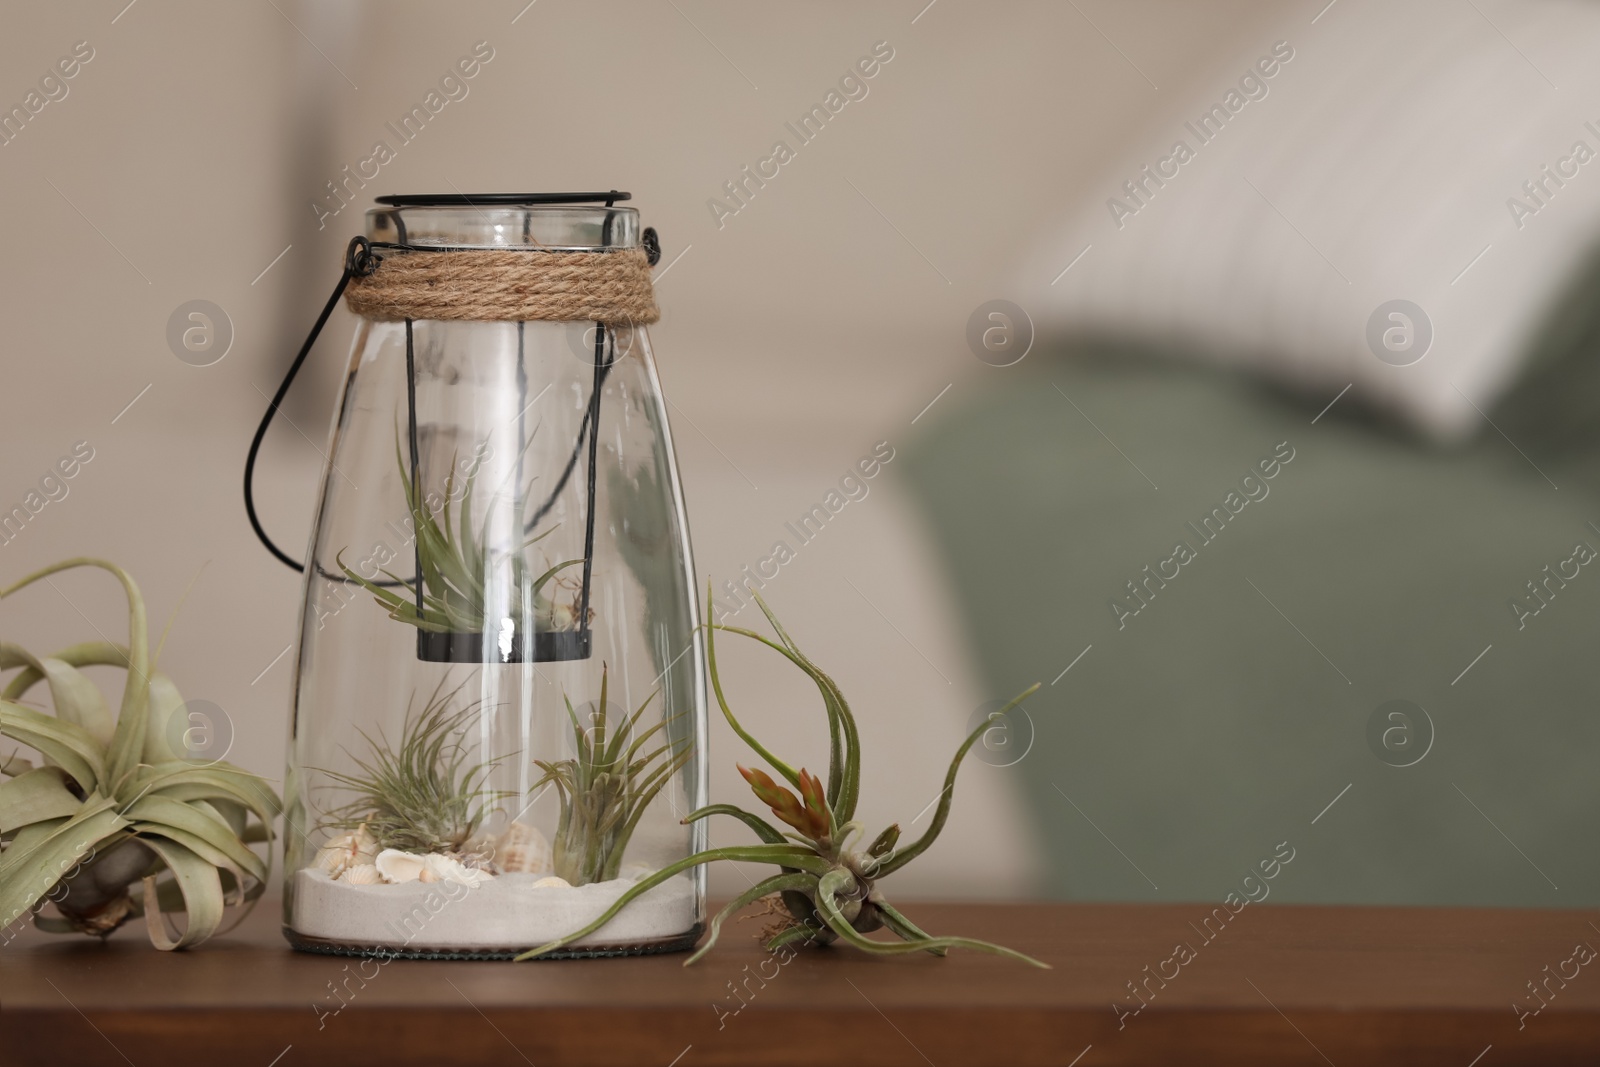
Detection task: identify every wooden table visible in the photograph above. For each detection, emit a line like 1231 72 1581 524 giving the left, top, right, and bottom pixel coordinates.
4 899 1598 1066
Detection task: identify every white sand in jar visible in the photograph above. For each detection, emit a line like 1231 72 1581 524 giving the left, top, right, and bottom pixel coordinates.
290 868 697 951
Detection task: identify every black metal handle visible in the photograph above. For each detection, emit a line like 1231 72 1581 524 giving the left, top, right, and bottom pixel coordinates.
243 237 378 572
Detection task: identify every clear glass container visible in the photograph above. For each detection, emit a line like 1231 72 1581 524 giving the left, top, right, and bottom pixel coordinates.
281 198 707 958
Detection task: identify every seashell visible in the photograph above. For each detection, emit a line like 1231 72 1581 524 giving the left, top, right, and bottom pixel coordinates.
457 834 493 868
340 863 382 885
450 858 493 887
420 852 493 887
312 842 351 878
375 848 427 884
349 826 379 866
495 822 552 874
312 826 381 878
531 875 571 889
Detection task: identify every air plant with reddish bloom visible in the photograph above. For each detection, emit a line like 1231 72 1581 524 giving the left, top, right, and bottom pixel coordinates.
518 589 1046 967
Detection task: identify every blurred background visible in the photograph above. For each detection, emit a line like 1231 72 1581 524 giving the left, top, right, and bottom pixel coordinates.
2 0 1597 907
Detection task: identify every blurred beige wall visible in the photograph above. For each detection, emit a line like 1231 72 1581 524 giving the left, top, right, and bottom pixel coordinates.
0 0 1266 898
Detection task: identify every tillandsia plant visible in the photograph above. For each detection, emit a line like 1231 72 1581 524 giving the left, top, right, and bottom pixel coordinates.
518 590 1047 967
339 436 585 635
0 558 278 949
534 665 692 885
319 676 508 854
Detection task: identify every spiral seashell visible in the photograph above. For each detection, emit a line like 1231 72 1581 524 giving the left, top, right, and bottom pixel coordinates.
375 848 427 884
340 863 382 885
495 822 552 874
531 875 571 889
418 851 493 887
349 826 379 866
312 842 351 878
312 826 381 878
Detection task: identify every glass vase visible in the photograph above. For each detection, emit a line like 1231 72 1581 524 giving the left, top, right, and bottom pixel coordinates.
278 195 707 959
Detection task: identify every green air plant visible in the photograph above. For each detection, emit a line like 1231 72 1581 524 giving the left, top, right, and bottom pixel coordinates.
0 558 278 949
319 676 508 854
339 436 584 636
518 590 1048 967
534 666 692 886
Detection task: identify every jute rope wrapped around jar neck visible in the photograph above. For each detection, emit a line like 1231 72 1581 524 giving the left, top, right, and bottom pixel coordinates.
344 247 660 324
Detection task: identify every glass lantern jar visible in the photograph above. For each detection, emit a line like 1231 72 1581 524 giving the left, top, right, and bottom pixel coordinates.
255 193 707 958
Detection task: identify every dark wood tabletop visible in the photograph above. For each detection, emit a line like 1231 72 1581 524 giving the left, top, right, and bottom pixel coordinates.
4 898 1598 1066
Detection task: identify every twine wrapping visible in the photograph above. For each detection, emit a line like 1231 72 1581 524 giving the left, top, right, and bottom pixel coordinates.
344 247 660 324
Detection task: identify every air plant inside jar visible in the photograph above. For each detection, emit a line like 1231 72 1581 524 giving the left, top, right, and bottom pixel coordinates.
518 590 1047 967
339 438 586 637
312 676 515 888
533 666 692 886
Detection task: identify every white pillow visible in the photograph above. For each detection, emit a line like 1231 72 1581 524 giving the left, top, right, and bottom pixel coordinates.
1021 0 1600 441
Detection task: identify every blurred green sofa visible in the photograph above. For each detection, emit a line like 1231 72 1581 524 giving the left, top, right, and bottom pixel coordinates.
901 316 1600 907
